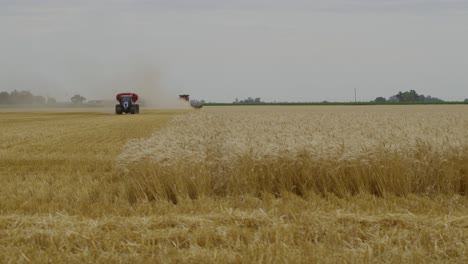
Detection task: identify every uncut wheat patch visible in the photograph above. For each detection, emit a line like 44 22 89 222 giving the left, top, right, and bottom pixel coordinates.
118 106 468 202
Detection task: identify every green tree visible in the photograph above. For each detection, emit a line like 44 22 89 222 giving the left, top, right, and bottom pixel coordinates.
395 92 404 102
392 90 444 103
8 90 35 104
394 90 426 103
374 97 387 103
71 94 86 104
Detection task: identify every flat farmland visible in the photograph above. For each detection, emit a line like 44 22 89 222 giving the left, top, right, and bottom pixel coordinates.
1 106 467 263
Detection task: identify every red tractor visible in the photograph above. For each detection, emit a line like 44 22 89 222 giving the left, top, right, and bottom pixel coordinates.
116 93 140 114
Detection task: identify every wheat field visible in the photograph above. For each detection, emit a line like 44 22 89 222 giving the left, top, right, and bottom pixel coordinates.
1 106 467 263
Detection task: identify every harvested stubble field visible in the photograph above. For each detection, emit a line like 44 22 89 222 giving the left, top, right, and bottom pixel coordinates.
1 106 467 263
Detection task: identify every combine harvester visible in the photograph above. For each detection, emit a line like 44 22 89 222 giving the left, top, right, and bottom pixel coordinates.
179 94 203 109
115 93 140 114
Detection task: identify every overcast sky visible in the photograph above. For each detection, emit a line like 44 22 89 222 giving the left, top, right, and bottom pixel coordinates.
1 0 468 102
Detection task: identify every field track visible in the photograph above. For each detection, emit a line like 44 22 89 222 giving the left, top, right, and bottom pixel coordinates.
0 106 467 263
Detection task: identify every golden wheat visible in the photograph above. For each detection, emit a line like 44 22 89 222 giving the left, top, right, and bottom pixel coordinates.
119 106 468 167
119 105 468 201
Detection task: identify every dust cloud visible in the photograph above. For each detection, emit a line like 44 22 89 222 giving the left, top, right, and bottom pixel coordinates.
0 2 193 110
106 62 192 110
0 54 192 110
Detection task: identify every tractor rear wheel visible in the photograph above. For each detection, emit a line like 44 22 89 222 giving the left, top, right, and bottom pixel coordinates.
115 105 123 114
130 106 136 114
135 104 140 114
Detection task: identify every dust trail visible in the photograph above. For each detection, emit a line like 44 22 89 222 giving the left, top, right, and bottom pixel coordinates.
0 58 192 110
117 64 192 110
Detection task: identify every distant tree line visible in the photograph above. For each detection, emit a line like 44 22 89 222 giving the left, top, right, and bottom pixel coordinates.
230 92 468 105
0 90 95 105
233 97 262 104
190 99 206 105
374 90 446 103
0 90 56 104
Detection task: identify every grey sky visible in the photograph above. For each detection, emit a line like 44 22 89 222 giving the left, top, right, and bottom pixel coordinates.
1 1 468 102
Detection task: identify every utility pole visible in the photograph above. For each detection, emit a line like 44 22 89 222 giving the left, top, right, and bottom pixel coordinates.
354 88 357 104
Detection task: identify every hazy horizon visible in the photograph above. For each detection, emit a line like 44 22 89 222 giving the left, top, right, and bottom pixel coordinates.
1 1 468 103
